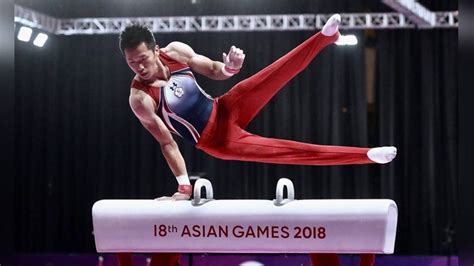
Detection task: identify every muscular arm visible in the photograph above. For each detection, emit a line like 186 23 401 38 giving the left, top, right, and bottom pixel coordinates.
163 41 236 80
129 89 187 178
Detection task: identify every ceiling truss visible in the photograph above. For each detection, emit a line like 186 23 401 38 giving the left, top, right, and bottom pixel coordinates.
14 4 458 35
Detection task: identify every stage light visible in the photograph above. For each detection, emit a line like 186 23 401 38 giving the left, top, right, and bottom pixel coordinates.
17 26 32 42
335 34 358 46
33 33 48 47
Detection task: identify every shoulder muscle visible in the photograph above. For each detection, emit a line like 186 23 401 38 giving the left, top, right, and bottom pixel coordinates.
129 89 157 119
163 41 195 64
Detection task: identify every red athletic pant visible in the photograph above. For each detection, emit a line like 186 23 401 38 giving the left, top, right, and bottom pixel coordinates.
117 253 181 266
310 253 375 266
196 31 373 165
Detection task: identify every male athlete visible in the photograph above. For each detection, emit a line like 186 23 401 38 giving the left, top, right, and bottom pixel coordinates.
119 14 396 201
118 13 390 266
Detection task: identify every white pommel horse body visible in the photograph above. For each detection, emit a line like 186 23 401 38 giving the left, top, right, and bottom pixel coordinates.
92 178 398 254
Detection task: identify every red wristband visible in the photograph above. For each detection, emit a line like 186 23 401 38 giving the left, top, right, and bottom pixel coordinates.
178 184 192 195
222 65 240 76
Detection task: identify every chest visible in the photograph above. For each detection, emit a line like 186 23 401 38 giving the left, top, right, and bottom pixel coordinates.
161 75 203 107
148 79 168 88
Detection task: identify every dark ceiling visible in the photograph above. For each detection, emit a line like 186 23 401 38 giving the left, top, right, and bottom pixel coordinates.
15 0 457 19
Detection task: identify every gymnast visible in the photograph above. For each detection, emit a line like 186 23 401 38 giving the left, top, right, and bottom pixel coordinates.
119 14 396 201
116 14 394 266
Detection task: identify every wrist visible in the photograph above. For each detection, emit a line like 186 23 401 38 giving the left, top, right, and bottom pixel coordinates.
176 174 190 185
178 184 193 195
222 65 240 77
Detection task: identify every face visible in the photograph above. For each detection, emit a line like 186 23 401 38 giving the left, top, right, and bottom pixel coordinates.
124 42 159 80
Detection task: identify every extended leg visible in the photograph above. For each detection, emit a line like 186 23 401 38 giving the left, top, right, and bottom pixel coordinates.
200 129 372 165
219 16 340 128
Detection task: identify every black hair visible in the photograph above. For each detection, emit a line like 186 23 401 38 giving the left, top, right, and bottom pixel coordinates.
119 24 156 55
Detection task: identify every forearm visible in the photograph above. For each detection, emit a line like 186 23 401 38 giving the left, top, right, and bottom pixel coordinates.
189 53 242 80
160 140 193 199
160 140 187 177
141 121 188 177
209 61 232 80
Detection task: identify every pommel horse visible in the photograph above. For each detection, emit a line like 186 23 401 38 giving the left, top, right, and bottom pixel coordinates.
92 178 398 265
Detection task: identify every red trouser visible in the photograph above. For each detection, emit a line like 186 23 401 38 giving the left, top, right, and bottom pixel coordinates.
116 252 374 266
196 31 373 165
310 253 375 266
117 253 181 266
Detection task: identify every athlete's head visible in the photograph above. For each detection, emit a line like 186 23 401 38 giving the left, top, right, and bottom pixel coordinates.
119 24 159 80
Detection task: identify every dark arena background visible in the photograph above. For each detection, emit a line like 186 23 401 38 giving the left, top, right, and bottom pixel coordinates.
4 0 460 265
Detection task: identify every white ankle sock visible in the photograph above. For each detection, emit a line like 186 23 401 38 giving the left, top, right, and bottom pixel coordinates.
367 146 397 164
322 14 341 36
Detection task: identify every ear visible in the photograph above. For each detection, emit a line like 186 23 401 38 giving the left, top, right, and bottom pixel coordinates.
155 45 160 55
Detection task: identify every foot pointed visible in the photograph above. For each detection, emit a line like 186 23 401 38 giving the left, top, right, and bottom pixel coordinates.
322 14 341 36
367 146 397 164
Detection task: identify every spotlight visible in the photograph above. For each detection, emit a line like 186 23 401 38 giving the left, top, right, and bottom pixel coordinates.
335 34 358 46
33 33 49 47
17 26 33 42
